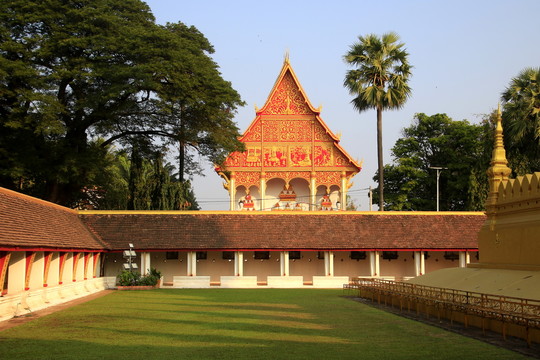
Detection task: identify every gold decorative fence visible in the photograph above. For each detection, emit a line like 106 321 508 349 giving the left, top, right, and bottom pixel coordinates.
345 278 540 346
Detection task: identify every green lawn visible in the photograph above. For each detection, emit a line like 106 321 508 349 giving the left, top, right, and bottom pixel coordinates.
0 289 526 359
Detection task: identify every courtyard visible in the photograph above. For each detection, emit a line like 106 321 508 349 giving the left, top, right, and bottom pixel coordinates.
0 289 531 359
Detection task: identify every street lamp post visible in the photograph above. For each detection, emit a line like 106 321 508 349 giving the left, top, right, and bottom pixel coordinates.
429 167 448 211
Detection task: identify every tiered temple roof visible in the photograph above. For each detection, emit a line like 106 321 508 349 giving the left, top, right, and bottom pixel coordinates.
216 57 361 210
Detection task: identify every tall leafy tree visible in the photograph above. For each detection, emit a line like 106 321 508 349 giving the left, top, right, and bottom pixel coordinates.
0 0 161 205
149 23 245 181
0 0 243 206
501 67 540 175
373 113 489 211
344 32 412 211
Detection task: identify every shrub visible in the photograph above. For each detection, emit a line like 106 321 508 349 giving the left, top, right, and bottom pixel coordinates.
116 268 162 286
117 270 141 286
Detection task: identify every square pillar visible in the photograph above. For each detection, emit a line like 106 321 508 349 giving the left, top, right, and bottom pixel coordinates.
8 251 25 295
234 251 244 276
459 251 470 268
140 252 151 275
48 252 60 285
230 173 236 211
310 173 316 211
324 251 334 276
280 251 289 276
260 175 266 211
340 172 347 210
187 251 197 276
369 251 380 277
29 252 44 290
414 251 425 276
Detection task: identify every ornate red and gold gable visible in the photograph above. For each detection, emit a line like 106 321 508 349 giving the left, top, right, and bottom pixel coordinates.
217 56 362 211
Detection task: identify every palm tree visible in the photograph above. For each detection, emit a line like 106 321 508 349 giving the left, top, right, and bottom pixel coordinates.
502 68 540 156
344 32 412 211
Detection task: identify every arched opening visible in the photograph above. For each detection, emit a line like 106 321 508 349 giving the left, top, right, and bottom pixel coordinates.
265 178 286 209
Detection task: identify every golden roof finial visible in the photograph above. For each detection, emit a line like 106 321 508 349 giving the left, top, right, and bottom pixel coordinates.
493 103 506 155
485 105 512 213
284 50 290 64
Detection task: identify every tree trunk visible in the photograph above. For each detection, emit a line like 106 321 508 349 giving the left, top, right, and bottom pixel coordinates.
177 106 185 183
377 106 384 211
178 141 185 183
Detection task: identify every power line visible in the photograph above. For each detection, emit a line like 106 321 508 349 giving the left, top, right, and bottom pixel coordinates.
195 188 372 205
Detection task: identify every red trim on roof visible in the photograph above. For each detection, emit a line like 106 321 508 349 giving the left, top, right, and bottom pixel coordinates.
0 247 104 253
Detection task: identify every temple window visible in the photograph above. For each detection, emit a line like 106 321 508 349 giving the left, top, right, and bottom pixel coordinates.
254 251 270 260
382 251 399 261
289 251 301 260
350 251 366 260
222 251 235 260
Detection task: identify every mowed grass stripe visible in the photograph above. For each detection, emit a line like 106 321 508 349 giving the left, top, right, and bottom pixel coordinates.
0 289 527 360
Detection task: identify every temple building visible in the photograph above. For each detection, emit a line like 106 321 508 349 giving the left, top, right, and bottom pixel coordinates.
0 59 486 322
216 56 362 211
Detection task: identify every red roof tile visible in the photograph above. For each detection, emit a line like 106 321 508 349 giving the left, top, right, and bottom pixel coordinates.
0 188 106 251
79 211 484 251
0 187 485 252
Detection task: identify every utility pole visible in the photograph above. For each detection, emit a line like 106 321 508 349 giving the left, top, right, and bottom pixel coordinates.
428 167 448 211
368 186 373 211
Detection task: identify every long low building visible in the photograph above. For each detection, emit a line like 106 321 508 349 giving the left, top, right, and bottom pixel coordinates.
0 186 484 320
81 210 483 287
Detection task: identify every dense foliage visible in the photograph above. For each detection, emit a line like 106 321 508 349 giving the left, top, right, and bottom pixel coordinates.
501 67 540 175
0 0 244 207
344 32 412 210
372 113 492 211
117 267 162 286
86 145 199 210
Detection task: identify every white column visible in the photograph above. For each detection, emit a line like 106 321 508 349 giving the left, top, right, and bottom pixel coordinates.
324 251 334 276
280 251 289 276
340 172 347 210
140 252 151 275
328 251 334 276
187 251 197 276
49 252 60 284
459 251 470 268
310 173 316 211
260 175 266 211
229 172 236 211
65 253 74 283
8 251 25 295
369 251 380 277
414 251 426 276
29 252 44 290
234 251 244 276
140 252 146 275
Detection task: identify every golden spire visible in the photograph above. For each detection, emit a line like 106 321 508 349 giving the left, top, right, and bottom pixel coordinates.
284 50 290 64
485 104 512 213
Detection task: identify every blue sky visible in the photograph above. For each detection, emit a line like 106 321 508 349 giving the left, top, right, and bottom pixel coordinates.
144 0 540 210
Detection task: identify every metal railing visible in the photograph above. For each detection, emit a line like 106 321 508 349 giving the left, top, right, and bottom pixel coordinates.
345 277 540 346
